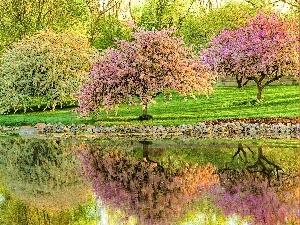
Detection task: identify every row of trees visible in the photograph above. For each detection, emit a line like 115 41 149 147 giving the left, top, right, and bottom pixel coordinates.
1 0 299 54
0 0 131 53
0 1 299 116
76 11 299 117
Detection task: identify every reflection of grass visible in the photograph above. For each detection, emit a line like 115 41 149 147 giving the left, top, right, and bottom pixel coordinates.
0 85 298 126
144 139 299 172
94 205 137 225
155 138 300 147
105 139 299 172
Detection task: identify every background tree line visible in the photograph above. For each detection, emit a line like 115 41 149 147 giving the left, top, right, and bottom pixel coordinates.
0 0 298 54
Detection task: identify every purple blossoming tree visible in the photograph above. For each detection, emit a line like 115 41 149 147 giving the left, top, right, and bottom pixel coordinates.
201 12 299 100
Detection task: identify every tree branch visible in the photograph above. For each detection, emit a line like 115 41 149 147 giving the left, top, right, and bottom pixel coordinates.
263 70 283 87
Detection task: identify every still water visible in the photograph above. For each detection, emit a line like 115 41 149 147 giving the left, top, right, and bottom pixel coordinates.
0 137 299 225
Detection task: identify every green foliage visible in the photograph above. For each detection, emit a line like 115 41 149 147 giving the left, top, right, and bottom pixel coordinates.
0 30 96 114
89 15 132 51
133 0 201 30
83 0 132 51
0 0 133 53
0 0 89 53
179 1 259 51
244 0 299 13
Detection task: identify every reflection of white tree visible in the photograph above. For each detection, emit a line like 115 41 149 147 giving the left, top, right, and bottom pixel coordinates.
0 138 91 211
0 186 97 225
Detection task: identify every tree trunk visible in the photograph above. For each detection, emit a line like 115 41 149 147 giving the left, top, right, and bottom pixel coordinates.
142 103 148 116
141 141 163 171
236 75 243 88
142 142 149 160
236 75 251 88
257 86 263 100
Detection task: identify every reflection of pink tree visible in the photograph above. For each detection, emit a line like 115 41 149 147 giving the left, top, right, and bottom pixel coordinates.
225 144 284 181
213 169 299 224
214 144 300 224
78 144 219 225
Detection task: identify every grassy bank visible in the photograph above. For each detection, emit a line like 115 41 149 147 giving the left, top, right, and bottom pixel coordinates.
0 85 299 126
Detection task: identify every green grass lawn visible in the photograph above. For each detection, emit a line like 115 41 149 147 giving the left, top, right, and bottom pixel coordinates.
0 85 299 126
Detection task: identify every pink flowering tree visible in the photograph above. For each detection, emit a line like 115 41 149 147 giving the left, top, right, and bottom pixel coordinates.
77 28 216 119
201 12 299 100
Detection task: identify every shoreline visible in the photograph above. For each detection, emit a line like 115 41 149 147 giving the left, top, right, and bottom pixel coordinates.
1 117 299 140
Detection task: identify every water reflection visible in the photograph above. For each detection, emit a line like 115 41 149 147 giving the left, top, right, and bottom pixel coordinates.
215 144 300 225
0 138 97 225
78 141 219 225
78 140 299 225
0 137 298 225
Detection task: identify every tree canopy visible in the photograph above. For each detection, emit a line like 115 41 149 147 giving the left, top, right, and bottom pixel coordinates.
0 30 96 114
179 1 260 51
201 12 299 100
77 27 216 117
0 0 88 53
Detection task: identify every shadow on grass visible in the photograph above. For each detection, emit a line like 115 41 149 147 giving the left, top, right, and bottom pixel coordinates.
93 114 215 125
